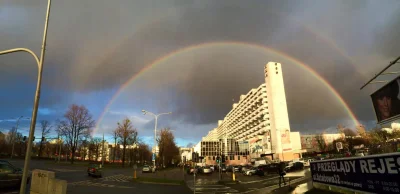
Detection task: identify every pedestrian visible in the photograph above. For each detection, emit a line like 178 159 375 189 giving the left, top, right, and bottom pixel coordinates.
277 162 286 187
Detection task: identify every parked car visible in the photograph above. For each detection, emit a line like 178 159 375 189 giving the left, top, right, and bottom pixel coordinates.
302 159 314 167
200 166 213 174
187 166 200 174
285 162 304 172
210 165 215 171
0 160 31 189
87 163 103 177
142 165 152 173
226 165 233 172
255 163 280 176
233 166 240 172
244 167 257 176
241 165 252 173
221 165 227 172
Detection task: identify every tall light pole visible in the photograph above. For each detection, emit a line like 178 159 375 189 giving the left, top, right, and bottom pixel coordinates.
0 0 52 193
141 110 172 169
10 116 30 159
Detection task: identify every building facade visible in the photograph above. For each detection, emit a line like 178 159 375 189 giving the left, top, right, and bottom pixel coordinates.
199 62 302 163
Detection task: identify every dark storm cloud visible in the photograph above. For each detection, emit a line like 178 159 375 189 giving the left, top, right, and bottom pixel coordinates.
2 0 400 133
373 6 400 58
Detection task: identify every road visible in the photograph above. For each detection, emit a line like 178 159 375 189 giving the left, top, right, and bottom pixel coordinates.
2 159 191 194
2 160 311 194
184 169 310 194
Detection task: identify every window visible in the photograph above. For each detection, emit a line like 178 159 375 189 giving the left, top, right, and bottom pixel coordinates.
238 156 240 160
213 156 215 160
230 156 234 160
226 156 228 161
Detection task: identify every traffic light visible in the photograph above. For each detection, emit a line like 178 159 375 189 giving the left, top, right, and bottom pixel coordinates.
41 137 46 142
216 156 220 164
23 136 27 141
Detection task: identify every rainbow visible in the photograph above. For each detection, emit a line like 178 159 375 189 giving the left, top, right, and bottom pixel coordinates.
94 41 360 134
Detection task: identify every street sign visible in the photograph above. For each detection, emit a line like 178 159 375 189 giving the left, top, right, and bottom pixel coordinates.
152 153 156 161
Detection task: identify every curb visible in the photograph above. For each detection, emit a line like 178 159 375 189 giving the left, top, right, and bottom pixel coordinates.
137 181 182 186
238 176 280 184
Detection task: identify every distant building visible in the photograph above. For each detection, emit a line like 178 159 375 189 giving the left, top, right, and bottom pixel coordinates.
300 133 342 152
198 62 304 163
179 147 193 163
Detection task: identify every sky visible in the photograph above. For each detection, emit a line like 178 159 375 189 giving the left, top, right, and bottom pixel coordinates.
1 0 400 147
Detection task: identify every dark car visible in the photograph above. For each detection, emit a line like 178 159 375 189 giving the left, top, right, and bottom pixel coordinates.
187 166 200 174
87 163 103 177
226 165 233 172
0 160 31 188
241 165 253 173
254 163 280 176
285 162 304 172
200 166 213 174
221 164 227 172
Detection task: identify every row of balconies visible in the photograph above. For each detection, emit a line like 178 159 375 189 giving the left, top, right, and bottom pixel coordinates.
227 107 266 136
226 84 265 118
224 86 266 124
226 90 266 124
224 97 267 130
214 85 269 139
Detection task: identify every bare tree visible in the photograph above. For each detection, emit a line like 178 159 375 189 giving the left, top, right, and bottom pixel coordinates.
116 118 138 167
110 129 119 163
58 104 95 164
38 120 52 159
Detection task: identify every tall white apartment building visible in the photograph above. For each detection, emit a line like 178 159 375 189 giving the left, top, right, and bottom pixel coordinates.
201 62 301 162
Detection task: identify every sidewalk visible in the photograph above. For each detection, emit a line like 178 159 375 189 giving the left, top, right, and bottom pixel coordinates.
271 179 312 194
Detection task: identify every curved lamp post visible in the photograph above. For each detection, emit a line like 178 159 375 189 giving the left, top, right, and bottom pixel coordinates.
0 0 52 193
141 110 172 169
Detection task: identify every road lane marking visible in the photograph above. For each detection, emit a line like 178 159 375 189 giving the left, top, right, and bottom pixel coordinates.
239 176 279 184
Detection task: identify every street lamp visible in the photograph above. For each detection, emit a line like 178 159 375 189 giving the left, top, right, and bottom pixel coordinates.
11 116 30 159
142 110 172 169
0 0 52 193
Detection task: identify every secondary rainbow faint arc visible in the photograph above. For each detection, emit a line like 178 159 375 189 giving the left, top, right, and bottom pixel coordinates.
94 41 360 134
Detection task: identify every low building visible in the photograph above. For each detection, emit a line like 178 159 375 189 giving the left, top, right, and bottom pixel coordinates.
179 147 193 163
300 133 342 152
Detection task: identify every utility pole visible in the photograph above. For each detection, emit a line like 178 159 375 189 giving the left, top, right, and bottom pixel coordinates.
142 110 172 170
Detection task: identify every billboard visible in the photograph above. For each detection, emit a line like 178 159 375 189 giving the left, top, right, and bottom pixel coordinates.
371 76 400 123
281 129 292 151
310 153 400 193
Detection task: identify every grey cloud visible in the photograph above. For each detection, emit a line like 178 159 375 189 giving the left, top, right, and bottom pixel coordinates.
2 0 400 134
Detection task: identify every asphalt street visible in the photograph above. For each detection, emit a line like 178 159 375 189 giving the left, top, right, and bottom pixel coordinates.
2 159 192 194
1 160 310 194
